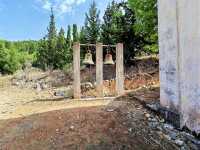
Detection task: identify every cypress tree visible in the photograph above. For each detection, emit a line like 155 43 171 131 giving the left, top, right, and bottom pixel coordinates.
47 8 57 69
56 28 66 69
84 1 101 44
72 24 79 42
79 27 86 43
101 0 119 45
66 25 71 46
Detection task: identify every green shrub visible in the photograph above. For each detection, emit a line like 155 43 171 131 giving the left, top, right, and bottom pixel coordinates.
0 42 35 74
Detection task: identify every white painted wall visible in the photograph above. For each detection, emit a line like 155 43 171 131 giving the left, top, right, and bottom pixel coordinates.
158 0 200 133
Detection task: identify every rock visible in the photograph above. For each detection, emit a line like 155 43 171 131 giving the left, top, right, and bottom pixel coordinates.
156 126 163 131
36 83 42 92
168 132 177 140
81 82 94 91
41 83 48 89
146 103 160 112
70 125 74 130
163 123 174 130
187 141 200 150
128 128 133 133
12 81 20 86
148 121 159 129
159 119 165 123
56 129 59 132
13 70 26 80
174 139 184 146
182 132 200 145
106 108 115 112
163 134 172 141
148 118 158 122
54 86 73 98
145 113 151 118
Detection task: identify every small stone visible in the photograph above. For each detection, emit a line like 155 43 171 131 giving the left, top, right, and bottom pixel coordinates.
145 113 151 118
148 122 159 129
146 103 159 111
174 139 184 146
56 129 59 132
169 132 177 140
164 123 174 130
70 125 74 130
157 131 164 139
148 118 157 122
159 119 165 123
156 126 163 131
128 128 133 133
106 108 114 112
163 134 171 141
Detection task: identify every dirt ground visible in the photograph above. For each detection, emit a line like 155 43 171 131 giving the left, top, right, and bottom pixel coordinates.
0 56 186 150
0 87 180 150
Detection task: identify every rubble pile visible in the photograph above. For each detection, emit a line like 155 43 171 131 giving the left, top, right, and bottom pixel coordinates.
11 68 72 90
118 87 200 150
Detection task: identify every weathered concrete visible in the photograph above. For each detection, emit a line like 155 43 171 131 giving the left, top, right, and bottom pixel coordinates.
96 43 104 97
116 43 124 96
73 42 81 99
158 0 200 133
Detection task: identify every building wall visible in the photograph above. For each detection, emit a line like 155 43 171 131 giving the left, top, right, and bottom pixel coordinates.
158 0 200 133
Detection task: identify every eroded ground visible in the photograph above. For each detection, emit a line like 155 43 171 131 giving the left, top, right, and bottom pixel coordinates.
1 57 198 149
0 91 179 150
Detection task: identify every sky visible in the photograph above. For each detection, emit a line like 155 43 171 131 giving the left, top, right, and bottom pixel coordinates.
0 0 123 41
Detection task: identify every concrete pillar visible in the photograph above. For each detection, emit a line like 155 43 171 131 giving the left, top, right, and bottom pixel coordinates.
73 42 81 99
116 43 124 96
158 0 180 112
96 43 104 97
158 0 200 133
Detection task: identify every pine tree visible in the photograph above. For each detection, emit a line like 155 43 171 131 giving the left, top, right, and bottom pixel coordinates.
128 0 158 53
37 37 48 70
101 1 143 63
55 28 66 69
72 24 79 42
47 8 57 69
101 0 119 45
84 1 101 44
66 25 71 46
79 27 86 43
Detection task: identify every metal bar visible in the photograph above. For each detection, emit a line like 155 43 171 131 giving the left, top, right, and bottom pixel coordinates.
80 43 116 48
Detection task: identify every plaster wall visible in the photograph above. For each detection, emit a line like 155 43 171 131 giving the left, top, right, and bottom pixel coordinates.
158 0 200 133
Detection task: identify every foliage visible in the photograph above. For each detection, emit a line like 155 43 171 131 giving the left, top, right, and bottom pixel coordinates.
72 24 79 42
0 40 36 74
84 1 101 43
128 0 158 53
46 8 57 69
0 0 159 74
56 28 72 68
66 25 72 45
37 9 73 70
101 1 144 62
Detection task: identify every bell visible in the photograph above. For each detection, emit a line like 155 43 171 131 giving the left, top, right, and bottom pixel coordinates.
104 53 115 65
83 51 94 65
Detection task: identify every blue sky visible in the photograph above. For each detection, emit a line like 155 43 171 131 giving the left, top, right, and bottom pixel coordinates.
0 0 123 41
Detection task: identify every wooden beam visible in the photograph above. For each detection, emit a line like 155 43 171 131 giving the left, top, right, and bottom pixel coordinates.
96 43 104 97
116 43 124 96
73 42 81 99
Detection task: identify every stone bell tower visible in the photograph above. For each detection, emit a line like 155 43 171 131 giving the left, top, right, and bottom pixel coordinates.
158 0 200 134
